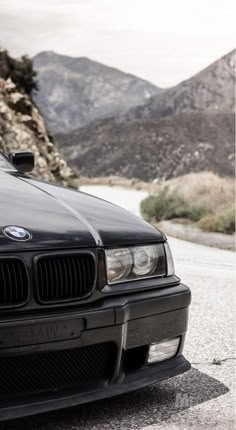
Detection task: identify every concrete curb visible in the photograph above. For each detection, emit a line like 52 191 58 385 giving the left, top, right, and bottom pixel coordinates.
157 220 235 252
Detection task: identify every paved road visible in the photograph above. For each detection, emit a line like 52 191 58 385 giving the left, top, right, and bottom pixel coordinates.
3 186 235 430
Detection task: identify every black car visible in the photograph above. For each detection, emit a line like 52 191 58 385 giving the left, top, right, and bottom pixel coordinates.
0 151 191 421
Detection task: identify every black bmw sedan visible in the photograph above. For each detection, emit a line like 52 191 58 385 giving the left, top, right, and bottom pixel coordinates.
0 151 191 421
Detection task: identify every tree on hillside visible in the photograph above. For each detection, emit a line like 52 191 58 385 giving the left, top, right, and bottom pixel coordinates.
0 48 38 95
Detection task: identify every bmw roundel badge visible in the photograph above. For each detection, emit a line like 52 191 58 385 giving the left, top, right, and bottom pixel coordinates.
3 226 32 242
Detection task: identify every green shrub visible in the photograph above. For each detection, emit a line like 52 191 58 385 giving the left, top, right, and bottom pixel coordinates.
141 187 208 223
198 209 235 234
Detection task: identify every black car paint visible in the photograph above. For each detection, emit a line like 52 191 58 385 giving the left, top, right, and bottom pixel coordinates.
0 160 191 421
0 170 165 250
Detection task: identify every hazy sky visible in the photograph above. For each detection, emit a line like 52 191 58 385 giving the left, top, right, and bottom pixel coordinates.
0 0 235 86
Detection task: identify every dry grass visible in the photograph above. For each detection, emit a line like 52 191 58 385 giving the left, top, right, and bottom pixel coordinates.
160 172 235 212
80 172 235 233
80 172 235 211
79 175 147 189
141 172 235 234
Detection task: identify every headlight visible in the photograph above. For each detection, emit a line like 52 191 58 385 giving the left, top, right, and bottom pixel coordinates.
106 244 168 284
106 248 133 283
133 245 158 276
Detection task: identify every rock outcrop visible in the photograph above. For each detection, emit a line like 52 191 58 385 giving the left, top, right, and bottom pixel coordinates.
0 78 77 186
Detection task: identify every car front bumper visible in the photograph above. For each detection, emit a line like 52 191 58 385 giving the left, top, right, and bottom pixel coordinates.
0 283 191 421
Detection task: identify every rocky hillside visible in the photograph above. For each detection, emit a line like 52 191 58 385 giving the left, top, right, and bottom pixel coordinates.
57 112 234 180
33 51 161 133
56 50 235 181
0 77 77 186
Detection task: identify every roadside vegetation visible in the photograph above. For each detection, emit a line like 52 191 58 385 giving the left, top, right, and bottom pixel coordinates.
198 208 235 234
140 172 235 234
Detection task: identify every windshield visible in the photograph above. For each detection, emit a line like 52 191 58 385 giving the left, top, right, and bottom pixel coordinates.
0 153 15 170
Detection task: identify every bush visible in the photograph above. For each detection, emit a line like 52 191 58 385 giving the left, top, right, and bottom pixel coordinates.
141 174 235 234
198 209 235 234
141 187 208 223
0 49 37 95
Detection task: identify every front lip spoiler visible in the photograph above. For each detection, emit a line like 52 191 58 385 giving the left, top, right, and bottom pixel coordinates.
0 355 190 422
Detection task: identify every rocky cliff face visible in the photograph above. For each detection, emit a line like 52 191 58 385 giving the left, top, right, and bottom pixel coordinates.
0 78 77 186
33 51 161 133
56 50 235 181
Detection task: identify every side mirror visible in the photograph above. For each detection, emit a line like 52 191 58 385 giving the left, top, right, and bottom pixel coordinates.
8 151 35 173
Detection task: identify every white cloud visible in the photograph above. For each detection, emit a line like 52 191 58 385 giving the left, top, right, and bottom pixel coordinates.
0 0 235 86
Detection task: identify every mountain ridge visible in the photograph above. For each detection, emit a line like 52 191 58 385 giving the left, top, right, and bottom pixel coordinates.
33 51 161 133
55 50 235 181
130 49 235 120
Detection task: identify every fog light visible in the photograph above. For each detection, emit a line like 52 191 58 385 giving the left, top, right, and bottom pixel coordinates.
148 337 180 364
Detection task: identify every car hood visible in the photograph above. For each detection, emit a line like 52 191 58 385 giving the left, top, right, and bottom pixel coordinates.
0 171 165 251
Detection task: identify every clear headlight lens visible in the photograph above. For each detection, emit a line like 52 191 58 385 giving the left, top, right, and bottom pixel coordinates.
106 248 133 283
133 245 158 276
106 244 167 284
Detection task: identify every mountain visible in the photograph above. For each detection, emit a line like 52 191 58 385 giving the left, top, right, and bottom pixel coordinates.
56 50 235 181
56 112 234 180
131 50 235 119
0 50 77 186
33 51 161 133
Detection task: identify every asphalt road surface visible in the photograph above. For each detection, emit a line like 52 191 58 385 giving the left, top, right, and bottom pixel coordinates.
3 186 235 430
